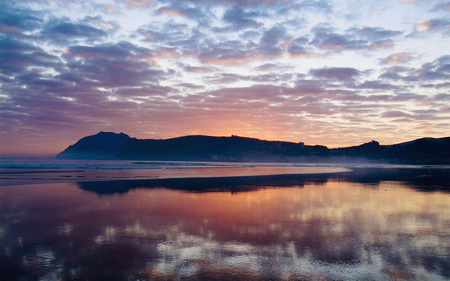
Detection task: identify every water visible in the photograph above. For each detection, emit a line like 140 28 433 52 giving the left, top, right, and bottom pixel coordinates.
0 159 354 186
0 162 449 280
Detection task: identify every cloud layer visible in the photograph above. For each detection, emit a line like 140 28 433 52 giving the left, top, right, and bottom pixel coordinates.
1 0 450 155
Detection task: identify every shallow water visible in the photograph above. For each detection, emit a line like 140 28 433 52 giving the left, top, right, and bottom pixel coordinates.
0 159 352 186
0 167 449 280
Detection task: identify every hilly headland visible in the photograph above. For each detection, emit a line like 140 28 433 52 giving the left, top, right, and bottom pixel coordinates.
56 132 450 164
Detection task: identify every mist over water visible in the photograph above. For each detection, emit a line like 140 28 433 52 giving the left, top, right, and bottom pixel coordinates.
0 165 449 280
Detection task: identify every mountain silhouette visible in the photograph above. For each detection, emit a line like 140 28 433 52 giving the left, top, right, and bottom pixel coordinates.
57 132 450 164
57 132 135 159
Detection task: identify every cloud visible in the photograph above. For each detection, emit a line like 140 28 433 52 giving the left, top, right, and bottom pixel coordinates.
310 25 365 50
122 0 154 8
165 0 286 7
433 93 450 100
0 34 171 152
158 7 188 17
382 56 450 82
48 22 106 38
381 52 416 65
2 0 450 154
66 42 136 58
435 82 450 89
222 7 263 30
381 110 411 118
433 1 450 11
287 36 311 56
416 55 450 80
415 19 450 33
293 79 327 95
379 66 416 81
103 3 119 13
349 26 402 41
309 67 360 81
156 2 208 22
196 39 263 64
41 19 108 44
356 80 399 90
259 26 289 56
184 66 216 73
83 15 119 32
0 38 62 75
137 21 203 54
310 25 401 52
63 42 167 88
0 4 43 35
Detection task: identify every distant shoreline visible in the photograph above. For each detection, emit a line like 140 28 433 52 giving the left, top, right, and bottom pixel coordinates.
0 163 351 186
1 161 450 188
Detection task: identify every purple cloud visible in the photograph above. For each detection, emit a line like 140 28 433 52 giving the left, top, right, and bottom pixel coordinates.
310 67 360 81
0 4 43 35
43 19 108 43
1 0 450 155
222 7 263 30
381 111 411 118
0 38 62 74
357 81 399 90
311 25 401 51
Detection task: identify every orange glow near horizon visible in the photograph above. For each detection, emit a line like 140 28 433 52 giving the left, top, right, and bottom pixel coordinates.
2 1 450 156
0 123 446 157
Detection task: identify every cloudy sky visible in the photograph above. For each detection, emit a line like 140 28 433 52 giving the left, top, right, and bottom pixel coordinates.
1 0 450 156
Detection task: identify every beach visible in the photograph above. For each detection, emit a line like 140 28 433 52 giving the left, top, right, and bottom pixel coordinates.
1 160 449 280
0 159 355 186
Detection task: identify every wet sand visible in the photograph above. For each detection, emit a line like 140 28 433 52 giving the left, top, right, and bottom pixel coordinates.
0 161 351 186
1 167 449 280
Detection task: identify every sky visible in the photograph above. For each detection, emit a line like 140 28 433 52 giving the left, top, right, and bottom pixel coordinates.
1 0 450 156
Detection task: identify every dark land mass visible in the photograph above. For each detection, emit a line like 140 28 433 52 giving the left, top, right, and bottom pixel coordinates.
78 168 450 195
57 132 450 164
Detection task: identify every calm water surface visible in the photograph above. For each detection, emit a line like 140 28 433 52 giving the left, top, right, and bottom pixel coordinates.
0 168 449 280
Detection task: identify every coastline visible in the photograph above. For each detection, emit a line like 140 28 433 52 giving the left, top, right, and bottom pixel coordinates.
1 159 450 188
1 165 449 280
0 162 351 186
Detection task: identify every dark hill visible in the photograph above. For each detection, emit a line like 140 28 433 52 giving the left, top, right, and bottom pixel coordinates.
388 137 450 164
330 138 450 164
116 135 327 161
57 132 450 164
57 132 134 159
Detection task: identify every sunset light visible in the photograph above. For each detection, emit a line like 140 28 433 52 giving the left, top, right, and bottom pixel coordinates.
1 0 449 156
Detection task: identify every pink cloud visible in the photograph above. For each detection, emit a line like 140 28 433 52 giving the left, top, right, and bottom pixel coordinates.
381 53 416 64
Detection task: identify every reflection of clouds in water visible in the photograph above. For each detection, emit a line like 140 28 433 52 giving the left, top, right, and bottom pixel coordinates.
1 175 449 280
125 222 148 237
148 234 384 280
149 234 444 280
58 223 73 236
139 181 449 279
94 226 118 244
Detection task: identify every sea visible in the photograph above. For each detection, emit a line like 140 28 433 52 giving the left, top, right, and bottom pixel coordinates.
0 159 449 280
